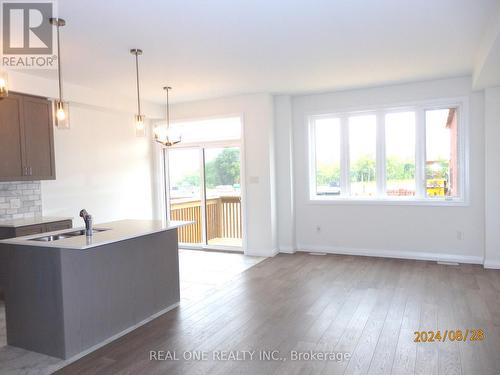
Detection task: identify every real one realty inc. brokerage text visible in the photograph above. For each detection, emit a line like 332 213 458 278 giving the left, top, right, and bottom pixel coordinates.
149 350 351 362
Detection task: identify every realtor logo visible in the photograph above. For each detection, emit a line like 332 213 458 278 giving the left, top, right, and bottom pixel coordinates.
1 1 57 68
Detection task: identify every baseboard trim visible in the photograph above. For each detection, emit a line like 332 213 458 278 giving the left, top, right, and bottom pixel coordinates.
245 248 279 257
296 244 483 265
278 246 296 254
484 260 500 269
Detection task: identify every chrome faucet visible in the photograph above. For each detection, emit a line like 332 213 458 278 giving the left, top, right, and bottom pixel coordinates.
79 209 93 237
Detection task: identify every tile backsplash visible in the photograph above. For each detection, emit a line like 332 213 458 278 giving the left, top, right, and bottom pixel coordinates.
0 182 42 221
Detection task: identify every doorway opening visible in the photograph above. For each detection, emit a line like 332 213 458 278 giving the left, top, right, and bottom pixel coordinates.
163 117 244 252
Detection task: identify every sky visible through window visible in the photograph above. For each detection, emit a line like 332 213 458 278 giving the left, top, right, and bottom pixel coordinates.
168 117 241 143
385 112 415 161
426 109 451 161
316 111 451 163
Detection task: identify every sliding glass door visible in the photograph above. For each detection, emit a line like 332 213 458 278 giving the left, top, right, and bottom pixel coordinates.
167 148 204 246
166 145 243 250
204 147 242 248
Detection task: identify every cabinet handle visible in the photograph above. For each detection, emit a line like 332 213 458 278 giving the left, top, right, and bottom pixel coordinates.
29 167 32 176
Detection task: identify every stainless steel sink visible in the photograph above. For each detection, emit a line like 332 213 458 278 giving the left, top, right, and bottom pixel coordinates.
62 228 109 237
30 234 73 242
29 228 109 242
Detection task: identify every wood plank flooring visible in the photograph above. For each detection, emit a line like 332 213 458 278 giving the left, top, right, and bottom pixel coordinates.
53 253 500 375
0 249 264 375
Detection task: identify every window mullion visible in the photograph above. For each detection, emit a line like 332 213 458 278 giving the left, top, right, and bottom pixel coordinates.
376 112 386 197
415 108 426 199
340 116 350 196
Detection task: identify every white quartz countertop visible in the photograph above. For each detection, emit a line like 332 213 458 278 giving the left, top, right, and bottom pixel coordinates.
0 219 192 250
0 216 73 228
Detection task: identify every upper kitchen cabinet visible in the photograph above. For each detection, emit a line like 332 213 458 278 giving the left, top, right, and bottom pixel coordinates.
22 95 56 179
0 95 24 179
0 93 55 181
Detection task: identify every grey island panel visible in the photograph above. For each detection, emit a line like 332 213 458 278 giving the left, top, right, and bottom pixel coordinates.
3 228 180 359
60 229 180 358
4 245 66 357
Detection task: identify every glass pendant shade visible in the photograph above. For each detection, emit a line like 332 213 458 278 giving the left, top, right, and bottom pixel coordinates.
50 17 69 129
131 48 145 138
54 100 70 129
0 71 9 98
135 114 146 137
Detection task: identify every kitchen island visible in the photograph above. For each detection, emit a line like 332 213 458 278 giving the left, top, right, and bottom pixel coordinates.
0 219 189 360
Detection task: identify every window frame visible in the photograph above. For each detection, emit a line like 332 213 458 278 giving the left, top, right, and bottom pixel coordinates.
307 97 469 206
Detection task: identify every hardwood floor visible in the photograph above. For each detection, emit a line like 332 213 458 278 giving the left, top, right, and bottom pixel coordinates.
179 248 263 304
0 249 264 374
54 253 500 375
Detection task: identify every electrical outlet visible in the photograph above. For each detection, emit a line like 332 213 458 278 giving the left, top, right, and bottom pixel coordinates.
456 231 464 240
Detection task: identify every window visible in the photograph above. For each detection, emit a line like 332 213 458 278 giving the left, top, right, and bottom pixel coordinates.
349 115 377 197
313 118 341 196
385 112 416 196
309 101 465 203
425 109 459 198
167 116 241 143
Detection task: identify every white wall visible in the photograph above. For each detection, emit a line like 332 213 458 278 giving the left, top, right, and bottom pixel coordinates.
290 77 485 263
9 71 161 225
41 104 155 224
274 96 295 252
484 86 500 268
9 70 163 117
170 94 278 256
473 1 500 89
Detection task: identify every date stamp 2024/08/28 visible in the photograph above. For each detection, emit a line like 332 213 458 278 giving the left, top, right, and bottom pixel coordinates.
414 329 485 343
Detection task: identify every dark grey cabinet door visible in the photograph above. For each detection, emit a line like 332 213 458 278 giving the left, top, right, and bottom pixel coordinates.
0 95 24 180
22 96 55 180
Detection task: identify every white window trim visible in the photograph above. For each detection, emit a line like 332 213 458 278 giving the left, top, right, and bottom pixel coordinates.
307 97 470 206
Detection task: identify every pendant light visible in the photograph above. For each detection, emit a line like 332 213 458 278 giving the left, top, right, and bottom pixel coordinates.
154 86 181 146
131 48 146 137
50 17 69 129
0 70 9 98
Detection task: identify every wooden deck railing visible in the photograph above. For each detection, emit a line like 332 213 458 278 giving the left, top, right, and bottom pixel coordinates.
170 196 242 244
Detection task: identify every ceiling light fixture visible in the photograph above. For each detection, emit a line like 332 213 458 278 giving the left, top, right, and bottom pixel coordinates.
0 71 9 98
50 17 69 129
154 86 181 147
130 48 146 137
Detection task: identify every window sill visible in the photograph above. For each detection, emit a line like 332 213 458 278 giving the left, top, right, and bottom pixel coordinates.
308 197 468 207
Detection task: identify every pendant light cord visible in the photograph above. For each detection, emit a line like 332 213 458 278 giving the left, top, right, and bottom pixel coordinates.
135 52 141 116
56 23 63 102
166 87 170 129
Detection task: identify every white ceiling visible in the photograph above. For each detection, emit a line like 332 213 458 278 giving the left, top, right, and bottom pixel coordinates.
25 0 500 103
